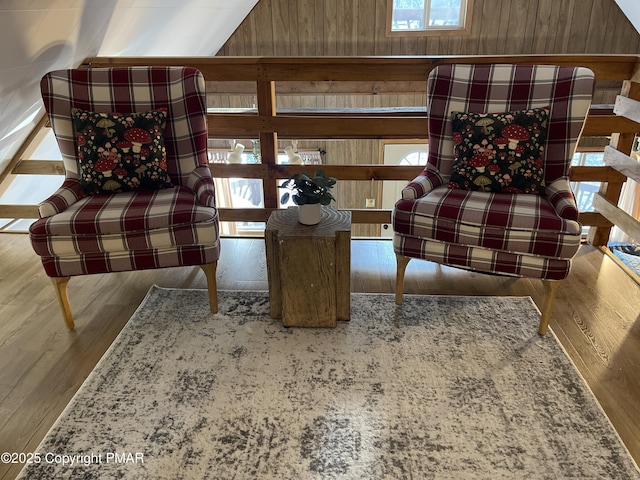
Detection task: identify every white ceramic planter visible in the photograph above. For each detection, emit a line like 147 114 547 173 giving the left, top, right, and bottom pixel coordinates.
298 203 321 225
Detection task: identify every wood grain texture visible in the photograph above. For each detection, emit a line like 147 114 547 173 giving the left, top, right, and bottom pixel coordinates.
216 0 640 70
594 193 640 241
604 145 640 183
279 236 337 327
265 207 352 327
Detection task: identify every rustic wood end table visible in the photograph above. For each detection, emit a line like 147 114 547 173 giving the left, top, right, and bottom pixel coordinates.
265 207 351 327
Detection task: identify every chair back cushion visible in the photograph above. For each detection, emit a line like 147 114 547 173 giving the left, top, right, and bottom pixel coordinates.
41 67 209 186
426 64 595 183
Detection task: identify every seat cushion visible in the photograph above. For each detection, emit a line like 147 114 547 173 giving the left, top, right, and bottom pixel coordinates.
393 186 582 259
37 245 220 278
393 234 573 280
30 186 219 257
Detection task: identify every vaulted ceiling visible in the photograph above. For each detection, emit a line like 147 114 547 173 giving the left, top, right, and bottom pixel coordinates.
0 0 258 176
617 0 640 32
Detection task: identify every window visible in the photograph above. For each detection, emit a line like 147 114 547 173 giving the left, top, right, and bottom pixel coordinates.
387 0 473 36
571 151 604 214
209 146 323 236
398 149 428 166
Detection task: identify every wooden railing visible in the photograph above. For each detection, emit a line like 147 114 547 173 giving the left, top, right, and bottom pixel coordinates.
2 55 640 243
595 95 640 245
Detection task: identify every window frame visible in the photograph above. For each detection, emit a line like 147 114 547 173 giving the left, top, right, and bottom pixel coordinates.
386 0 474 37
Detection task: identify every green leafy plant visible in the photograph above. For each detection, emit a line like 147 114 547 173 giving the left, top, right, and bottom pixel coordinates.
279 169 337 206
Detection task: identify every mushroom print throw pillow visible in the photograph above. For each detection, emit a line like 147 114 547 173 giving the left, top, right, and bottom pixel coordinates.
448 107 549 194
72 108 173 195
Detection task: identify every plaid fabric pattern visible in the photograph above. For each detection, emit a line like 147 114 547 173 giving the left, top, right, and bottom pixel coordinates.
39 246 220 278
546 177 579 221
393 234 572 280
394 187 582 259
40 67 209 186
30 187 219 256
30 67 220 278
187 165 217 207
38 178 85 217
402 165 444 200
394 64 594 281
421 64 595 184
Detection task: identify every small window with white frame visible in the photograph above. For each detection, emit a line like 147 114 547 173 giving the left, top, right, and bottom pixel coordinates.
387 0 473 36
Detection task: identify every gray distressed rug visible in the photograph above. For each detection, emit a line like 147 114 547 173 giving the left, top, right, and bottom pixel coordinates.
18 287 640 479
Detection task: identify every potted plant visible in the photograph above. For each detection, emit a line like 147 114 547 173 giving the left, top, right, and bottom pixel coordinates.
279 169 337 225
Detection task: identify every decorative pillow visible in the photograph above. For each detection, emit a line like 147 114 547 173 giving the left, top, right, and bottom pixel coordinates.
448 107 549 195
72 108 173 195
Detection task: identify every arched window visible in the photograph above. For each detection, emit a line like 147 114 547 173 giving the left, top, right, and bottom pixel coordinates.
398 149 428 166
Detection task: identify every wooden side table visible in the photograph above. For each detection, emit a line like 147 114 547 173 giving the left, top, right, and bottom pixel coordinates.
265 207 351 327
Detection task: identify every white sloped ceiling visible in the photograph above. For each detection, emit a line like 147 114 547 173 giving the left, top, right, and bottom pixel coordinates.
0 0 257 177
616 0 640 35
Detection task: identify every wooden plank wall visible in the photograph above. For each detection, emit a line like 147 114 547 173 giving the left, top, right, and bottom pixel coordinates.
210 0 640 235
220 0 640 58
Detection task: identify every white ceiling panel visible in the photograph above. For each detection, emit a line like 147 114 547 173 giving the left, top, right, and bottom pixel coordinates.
0 0 257 176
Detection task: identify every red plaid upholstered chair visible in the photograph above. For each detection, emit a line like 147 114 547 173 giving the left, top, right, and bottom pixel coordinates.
393 64 595 335
29 67 220 329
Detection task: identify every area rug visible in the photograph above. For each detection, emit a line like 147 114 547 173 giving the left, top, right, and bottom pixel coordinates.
609 242 640 278
18 287 640 479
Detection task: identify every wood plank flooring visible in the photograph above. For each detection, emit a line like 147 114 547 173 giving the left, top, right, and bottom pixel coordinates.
1 234 639 479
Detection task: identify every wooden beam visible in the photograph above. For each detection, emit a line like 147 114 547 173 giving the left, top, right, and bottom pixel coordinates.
569 165 627 183
603 146 640 184
589 79 640 246
350 209 392 224
593 193 640 242
208 114 428 139
216 208 613 228
209 163 423 181
0 204 605 229
206 111 631 139
256 80 279 209
578 211 614 228
218 208 275 223
206 80 429 96
270 164 423 181
613 93 640 124
0 204 39 218
0 115 48 188
218 207 394 225
16 160 621 185
12 160 66 176
82 55 640 82
582 114 640 136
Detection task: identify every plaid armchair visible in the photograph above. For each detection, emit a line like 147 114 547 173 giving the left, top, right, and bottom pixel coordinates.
29 67 220 328
393 64 595 334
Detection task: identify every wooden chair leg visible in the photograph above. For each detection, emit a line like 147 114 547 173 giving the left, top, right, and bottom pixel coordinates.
200 262 218 313
395 254 411 305
539 280 561 336
52 277 74 329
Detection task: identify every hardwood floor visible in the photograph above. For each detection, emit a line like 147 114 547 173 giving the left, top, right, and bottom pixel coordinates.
1 233 639 479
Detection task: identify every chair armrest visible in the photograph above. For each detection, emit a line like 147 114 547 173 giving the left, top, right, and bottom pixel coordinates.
187 165 217 207
546 177 579 221
38 179 86 218
401 166 445 200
